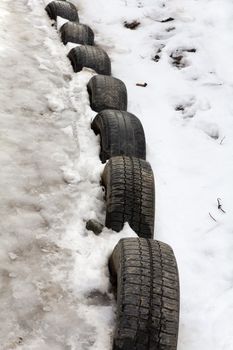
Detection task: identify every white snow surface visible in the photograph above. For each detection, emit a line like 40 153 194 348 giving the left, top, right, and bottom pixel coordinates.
0 0 233 349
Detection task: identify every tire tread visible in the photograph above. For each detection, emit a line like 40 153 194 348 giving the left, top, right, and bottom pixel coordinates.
87 75 127 112
91 110 146 162
45 1 79 22
109 238 180 350
68 45 111 74
60 22 94 45
102 156 155 238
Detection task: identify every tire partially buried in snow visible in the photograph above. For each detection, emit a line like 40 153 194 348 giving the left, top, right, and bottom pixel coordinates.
91 110 146 163
102 156 155 238
60 22 94 45
87 75 127 112
109 237 180 350
45 1 79 22
68 45 111 74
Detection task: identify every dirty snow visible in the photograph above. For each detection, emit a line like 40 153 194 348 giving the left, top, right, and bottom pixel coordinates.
0 0 233 349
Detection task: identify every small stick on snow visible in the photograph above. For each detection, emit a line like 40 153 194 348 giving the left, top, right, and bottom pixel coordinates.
219 136 226 145
217 198 226 213
145 15 174 23
136 83 148 87
160 17 175 23
209 212 217 222
124 20 140 29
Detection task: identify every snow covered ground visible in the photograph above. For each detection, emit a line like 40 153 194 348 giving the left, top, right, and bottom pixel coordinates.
0 0 233 349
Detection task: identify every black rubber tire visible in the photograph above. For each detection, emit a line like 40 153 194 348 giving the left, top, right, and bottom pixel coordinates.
91 110 146 163
45 1 79 22
87 75 127 112
102 156 155 238
109 237 180 350
68 45 111 74
60 22 94 45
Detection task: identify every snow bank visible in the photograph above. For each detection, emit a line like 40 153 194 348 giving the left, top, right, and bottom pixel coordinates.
0 0 136 348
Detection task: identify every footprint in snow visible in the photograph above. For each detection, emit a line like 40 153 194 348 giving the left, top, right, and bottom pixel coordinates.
175 96 197 119
154 26 176 40
197 121 220 140
175 98 220 140
170 47 196 69
175 96 211 119
85 289 112 306
152 43 165 62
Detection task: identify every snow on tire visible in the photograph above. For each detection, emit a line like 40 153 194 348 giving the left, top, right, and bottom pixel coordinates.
102 156 155 238
87 75 127 112
60 22 94 45
109 237 180 350
91 110 146 163
45 1 79 22
68 45 111 74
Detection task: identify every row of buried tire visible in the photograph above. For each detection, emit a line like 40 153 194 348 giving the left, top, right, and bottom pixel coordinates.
45 1 180 349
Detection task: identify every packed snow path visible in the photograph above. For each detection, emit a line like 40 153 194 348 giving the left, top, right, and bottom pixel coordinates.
1 0 233 349
0 0 138 349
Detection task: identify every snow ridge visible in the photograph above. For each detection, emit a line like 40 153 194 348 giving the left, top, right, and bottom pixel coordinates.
0 0 136 348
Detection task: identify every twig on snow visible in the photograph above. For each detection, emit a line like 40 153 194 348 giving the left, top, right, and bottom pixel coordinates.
209 212 217 222
144 14 174 23
219 136 226 145
161 17 174 23
217 198 226 213
124 20 140 29
136 82 148 87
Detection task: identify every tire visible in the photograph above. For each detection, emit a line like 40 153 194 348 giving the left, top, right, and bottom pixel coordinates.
109 237 180 350
60 22 94 45
102 156 155 238
68 45 111 74
87 75 127 112
45 1 79 22
91 110 146 163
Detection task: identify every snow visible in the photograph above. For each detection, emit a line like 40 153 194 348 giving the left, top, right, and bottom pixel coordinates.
0 0 233 349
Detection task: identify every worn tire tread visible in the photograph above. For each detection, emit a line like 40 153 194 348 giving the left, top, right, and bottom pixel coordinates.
68 45 111 74
91 110 146 163
45 1 79 22
102 156 155 238
109 237 180 350
87 75 127 112
60 22 94 45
